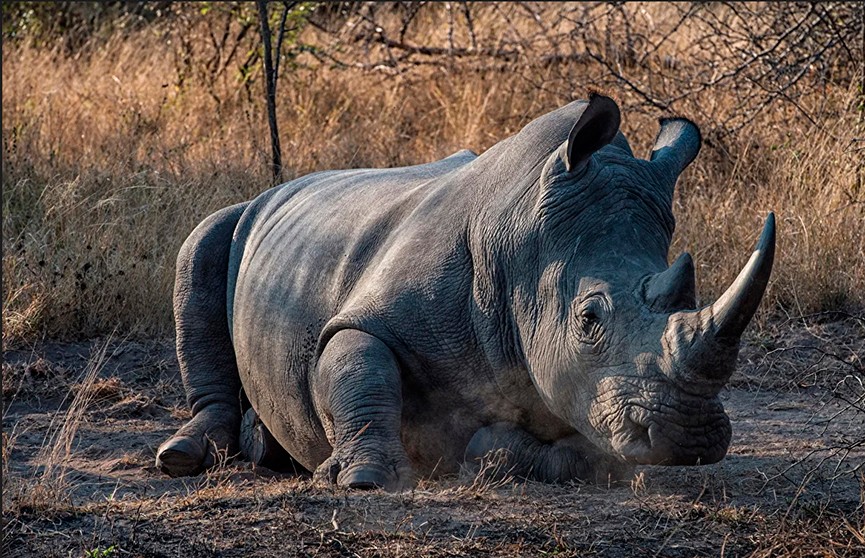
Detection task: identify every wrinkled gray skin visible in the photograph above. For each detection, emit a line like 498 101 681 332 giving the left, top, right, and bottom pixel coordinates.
156 95 776 491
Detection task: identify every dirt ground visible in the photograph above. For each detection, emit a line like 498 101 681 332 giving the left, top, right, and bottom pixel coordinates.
2 313 864 557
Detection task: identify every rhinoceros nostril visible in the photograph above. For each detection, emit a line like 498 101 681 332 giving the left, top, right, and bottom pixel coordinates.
634 422 650 448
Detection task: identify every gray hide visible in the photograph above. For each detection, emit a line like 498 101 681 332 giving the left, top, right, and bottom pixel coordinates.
156 95 775 490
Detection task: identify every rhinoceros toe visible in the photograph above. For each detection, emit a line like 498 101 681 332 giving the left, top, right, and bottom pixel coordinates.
314 456 414 492
338 462 396 490
156 435 207 477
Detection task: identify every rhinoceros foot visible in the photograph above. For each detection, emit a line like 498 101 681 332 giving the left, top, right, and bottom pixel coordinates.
156 435 207 477
156 404 239 477
314 455 414 492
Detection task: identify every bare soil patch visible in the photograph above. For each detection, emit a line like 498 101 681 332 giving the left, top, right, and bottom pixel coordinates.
3 315 864 557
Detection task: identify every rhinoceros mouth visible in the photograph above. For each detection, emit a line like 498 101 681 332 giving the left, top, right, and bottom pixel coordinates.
612 399 731 466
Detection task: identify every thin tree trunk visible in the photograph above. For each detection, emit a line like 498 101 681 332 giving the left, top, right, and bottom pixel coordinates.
256 0 282 183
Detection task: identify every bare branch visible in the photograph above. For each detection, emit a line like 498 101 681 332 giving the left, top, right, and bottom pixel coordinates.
273 1 293 86
255 0 282 183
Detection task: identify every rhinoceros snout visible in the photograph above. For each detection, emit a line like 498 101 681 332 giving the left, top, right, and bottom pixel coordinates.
614 405 732 466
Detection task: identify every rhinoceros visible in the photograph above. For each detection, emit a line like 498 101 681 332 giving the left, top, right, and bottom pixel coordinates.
156 94 775 490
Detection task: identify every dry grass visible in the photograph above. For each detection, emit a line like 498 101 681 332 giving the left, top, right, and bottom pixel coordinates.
676 91 865 321
2 337 113 516
2 3 863 344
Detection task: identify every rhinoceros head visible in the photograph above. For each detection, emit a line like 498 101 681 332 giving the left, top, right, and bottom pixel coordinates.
487 94 775 466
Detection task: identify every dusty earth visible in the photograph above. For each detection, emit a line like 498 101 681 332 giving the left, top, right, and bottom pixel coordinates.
2 313 864 557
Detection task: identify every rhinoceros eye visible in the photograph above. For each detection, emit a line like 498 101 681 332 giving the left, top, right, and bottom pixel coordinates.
580 309 598 324
575 296 607 344
578 310 600 338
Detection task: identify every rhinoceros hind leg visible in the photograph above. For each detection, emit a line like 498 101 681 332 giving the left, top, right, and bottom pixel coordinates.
156 202 250 477
465 422 633 485
311 329 414 491
240 408 308 474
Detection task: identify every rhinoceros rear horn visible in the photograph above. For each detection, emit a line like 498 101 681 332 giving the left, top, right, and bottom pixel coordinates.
649 118 702 180
564 94 621 173
644 252 697 312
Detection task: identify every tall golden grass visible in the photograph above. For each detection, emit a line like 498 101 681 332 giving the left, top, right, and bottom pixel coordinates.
2 2 863 344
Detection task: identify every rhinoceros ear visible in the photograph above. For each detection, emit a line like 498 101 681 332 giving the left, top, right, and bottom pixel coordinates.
564 94 621 173
649 118 702 178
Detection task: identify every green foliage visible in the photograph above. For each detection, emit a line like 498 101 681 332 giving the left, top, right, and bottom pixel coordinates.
84 546 116 558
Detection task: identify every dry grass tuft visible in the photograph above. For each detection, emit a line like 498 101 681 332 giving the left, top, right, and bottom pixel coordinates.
2 356 67 399
750 512 865 558
3 338 113 516
461 447 519 494
676 84 865 323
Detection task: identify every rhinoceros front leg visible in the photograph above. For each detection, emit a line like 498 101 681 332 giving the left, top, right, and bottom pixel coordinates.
311 329 414 491
465 423 633 485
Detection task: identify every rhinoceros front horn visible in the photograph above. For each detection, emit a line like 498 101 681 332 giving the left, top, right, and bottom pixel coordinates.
703 212 776 341
662 214 775 388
